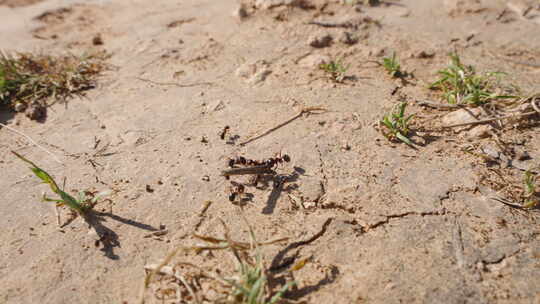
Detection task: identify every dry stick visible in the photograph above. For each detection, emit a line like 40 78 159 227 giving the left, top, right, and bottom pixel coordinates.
531 97 540 113
308 20 354 28
442 111 538 129
135 77 213 88
0 123 63 164
414 100 463 109
199 200 212 216
221 165 276 177
54 204 61 227
177 273 201 304
139 248 181 304
141 263 200 303
239 107 327 146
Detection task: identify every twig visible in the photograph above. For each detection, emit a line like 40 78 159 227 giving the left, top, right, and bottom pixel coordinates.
143 263 201 304
199 200 212 216
177 273 201 304
308 21 354 28
415 100 463 109
143 229 168 238
239 107 327 146
442 111 538 129
139 248 181 304
221 165 276 177
531 96 540 113
54 203 61 227
135 77 213 88
490 196 526 210
0 123 63 164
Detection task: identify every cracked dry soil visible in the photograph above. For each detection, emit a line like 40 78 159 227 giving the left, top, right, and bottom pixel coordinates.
1 0 539 303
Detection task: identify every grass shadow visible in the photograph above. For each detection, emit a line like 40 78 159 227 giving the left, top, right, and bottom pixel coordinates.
0 105 15 125
269 218 336 301
270 218 332 271
85 210 158 260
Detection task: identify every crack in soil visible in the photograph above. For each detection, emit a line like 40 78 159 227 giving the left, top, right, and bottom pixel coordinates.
366 210 446 231
453 217 466 269
315 143 328 204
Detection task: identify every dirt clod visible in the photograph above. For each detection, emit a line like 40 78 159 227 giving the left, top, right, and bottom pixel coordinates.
309 33 333 48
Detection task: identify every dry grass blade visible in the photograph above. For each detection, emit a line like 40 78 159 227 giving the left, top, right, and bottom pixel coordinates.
139 248 182 304
193 234 289 250
442 110 538 128
0 122 63 164
0 50 108 113
239 107 327 146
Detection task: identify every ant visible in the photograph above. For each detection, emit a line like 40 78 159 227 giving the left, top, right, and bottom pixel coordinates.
263 153 291 169
228 181 245 202
227 156 247 168
220 126 230 140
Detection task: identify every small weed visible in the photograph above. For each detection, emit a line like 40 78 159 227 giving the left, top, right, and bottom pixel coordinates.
224 249 294 304
382 52 402 78
523 168 539 209
380 102 414 146
12 151 107 219
141 216 298 304
429 53 516 105
320 60 348 83
0 50 108 111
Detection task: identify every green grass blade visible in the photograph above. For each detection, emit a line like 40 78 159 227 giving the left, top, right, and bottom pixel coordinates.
12 151 86 215
396 132 413 146
12 151 60 192
248 275 265 304
269 281 296 304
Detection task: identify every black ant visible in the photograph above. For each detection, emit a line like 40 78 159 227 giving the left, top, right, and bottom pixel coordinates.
220 126 230 140
227 153 291 169
228 181 245 202
227 156 247 168
262 153 291 169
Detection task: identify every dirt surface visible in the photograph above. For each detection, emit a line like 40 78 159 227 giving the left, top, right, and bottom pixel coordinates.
1 0 540 303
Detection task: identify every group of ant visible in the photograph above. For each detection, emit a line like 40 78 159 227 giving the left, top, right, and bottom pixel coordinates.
227 153 291 170
224 153 291 202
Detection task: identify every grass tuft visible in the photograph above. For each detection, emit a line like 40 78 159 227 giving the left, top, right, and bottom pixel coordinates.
380 102 414 146
141 216 297 304
319 59 348 83
0 50 108 111
382 52 402 78
429 53 516 105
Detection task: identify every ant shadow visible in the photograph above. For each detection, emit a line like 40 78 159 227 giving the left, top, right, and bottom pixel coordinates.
231 193 255 207
341 75 373 86
262 168 302 215
226 134 240 145
71 209 158 260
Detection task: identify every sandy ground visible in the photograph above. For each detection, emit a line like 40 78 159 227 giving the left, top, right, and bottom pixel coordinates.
1 0 540 303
